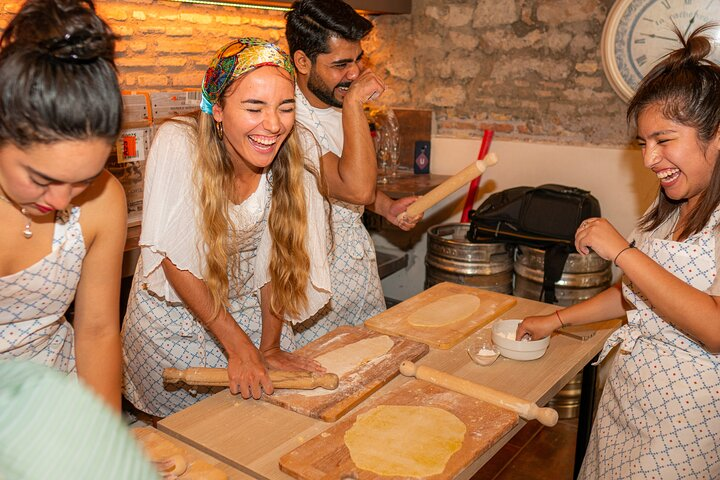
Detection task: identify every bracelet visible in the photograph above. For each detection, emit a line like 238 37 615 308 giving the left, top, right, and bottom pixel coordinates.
555 310 566 328
613 240 637 267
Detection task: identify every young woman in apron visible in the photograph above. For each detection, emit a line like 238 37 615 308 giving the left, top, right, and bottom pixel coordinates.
0 0 125 411
122 39 332 417
517 24 720 478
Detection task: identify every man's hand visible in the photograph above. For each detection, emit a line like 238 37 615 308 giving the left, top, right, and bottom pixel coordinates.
345 68 386 105
385 196 422 231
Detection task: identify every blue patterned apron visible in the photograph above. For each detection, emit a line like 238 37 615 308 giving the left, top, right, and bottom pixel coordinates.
122 178 297 417
0 207 84 373
580 209 720 479
292 87 386 347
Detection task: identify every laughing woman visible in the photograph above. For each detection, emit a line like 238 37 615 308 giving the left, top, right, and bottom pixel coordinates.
517 25 720 478
122 38 331 418
0 0 125 411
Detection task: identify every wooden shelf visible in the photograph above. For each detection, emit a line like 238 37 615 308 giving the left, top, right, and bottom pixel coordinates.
377 170 450 199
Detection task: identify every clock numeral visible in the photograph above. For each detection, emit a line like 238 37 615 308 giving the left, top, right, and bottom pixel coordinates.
636 54 648 67
661 0 671 7
634 38 646 44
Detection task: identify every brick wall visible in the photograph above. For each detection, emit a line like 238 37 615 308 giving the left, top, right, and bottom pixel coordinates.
0 0 630 147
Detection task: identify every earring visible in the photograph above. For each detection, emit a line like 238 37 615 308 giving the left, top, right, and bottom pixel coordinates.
214 120 224 140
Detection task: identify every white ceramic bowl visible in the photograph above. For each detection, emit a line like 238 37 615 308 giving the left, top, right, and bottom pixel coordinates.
491 319 550 361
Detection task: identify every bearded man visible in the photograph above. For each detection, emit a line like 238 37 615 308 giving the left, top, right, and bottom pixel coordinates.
285 0 420 345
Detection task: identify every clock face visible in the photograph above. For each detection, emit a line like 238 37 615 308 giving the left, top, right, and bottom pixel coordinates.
601 0 720 101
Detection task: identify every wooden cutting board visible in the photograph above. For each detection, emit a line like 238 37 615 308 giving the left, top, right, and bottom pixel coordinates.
364 282 517 349
262 326 429 422
279 380 518 480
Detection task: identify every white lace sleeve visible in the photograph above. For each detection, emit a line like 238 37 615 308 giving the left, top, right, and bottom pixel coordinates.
138 120 206 303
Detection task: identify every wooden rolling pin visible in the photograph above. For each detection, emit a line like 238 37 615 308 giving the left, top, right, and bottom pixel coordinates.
163 367 339 390
398 152 498 221
399 361 558 427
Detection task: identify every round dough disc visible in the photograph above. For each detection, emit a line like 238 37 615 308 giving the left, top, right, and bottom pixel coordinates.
407 293 481 328
344 405 466 477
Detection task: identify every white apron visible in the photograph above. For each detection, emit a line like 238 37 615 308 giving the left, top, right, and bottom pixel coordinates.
579 210 720 479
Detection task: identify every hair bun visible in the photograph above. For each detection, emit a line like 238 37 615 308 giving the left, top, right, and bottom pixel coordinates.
684 31 713 64
664 23 717 69
1 0 116 63
41 31 114 62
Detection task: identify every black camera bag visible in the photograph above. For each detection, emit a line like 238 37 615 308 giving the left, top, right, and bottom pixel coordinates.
467 184 601 303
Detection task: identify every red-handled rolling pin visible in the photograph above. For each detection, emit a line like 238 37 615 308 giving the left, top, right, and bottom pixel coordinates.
399 361 558 427
163 367 339 390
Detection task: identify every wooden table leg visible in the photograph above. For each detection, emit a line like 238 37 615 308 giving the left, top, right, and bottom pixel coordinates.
573 355 598 479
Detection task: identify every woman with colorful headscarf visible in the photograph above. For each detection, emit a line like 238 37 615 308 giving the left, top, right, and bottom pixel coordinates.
122 38 332 418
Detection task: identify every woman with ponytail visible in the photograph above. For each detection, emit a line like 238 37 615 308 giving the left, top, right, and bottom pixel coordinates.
122 39 332 418
518 25 720 478
0 0 126 411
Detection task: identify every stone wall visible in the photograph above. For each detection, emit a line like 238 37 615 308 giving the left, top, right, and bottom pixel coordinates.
0 0 631 147
371 0 630 147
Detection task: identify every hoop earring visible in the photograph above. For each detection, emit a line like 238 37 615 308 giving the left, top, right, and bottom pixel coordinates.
214 120 224 140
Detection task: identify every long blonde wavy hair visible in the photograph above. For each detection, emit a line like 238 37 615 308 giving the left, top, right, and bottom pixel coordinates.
188 84 321 321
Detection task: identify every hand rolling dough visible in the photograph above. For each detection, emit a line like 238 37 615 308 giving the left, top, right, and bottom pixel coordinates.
407 293 481 327
288 335 394 398
344 405 466 477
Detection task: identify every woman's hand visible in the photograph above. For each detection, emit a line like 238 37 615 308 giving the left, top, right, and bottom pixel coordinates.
262 346 325 373
516 314 561 341
574 217 628 260
226 343 272 400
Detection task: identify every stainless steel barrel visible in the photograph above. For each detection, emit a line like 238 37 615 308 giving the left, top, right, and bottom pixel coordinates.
425 223 513 294
513 245 612 306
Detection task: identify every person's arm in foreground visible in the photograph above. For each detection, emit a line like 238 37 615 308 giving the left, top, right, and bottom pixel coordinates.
72 171 127 411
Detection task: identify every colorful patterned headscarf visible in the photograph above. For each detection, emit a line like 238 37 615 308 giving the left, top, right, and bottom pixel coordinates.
200 38 295 115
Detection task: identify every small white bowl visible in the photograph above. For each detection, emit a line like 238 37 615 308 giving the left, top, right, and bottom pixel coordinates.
492 319 550 361
467 337 499 366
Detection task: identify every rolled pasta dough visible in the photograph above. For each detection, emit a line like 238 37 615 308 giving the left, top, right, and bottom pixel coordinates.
344 405 466 477
407 294 481 327
314 335 394 378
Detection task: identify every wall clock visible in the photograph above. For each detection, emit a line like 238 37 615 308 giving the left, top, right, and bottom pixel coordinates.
601 0 720 101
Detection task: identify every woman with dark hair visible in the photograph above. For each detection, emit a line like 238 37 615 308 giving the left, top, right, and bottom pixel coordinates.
0 0 126 410
518 25 720 478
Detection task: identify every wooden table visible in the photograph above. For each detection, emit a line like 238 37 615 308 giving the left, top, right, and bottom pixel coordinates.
158 295 619 480
132 426 253 479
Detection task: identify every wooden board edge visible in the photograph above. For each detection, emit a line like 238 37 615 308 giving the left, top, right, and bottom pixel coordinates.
316 339 430 422
318 343 430 422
